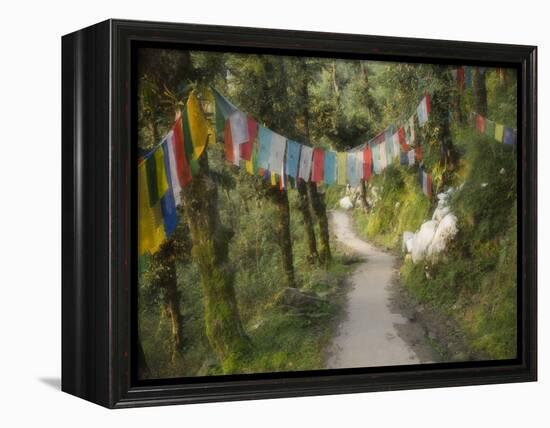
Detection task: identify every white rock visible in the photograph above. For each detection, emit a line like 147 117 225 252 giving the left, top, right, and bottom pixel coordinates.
427 213 458 259
411 220 438 263
339 196 354 210
402 231 415 253
481 182 488 188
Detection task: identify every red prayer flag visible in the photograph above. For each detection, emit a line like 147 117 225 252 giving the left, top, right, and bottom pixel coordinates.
457 67 465 90
363 146 372 181
398 127 409 151
311 148 325 183
239 117 258 161
224 119 235 164
425 93 431 114
475 114 486 134
415 144 423 161
173 117 192 187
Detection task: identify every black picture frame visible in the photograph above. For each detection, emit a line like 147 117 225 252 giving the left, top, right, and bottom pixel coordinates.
61 19 537 408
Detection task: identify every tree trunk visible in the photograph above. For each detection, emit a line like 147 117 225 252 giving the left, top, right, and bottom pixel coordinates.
308 183 332 266
137 338 150 379
150 239 184 364
296 179 319 264
473 68 488 116
182 152 250 370
359 179 369 211
269 188 296 287
296 59 320 265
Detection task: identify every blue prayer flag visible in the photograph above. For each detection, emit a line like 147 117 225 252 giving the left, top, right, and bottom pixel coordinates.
160 141 178 237
258 125 273 169
324 151 337 185
371 144 380 174
503 127 516 145
464 66 473 88
400 150 408 166
286 140 301 178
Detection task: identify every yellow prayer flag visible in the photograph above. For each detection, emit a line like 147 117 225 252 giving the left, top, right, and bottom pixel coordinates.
187 92 210 160
271 172 277 186
138 162 166 256
153 148 169 200
495 123 504 142
337 152 347 185
246 160 254 175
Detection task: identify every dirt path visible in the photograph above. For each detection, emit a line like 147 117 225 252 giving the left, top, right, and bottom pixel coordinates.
327 210 433 369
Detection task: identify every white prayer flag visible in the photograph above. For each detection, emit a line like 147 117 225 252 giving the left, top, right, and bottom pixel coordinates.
229 110 249 146
298 145 313 181
268 132 286 174
165 130 182 206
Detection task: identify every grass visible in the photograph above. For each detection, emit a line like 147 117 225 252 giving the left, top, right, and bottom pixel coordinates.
354 165 431 250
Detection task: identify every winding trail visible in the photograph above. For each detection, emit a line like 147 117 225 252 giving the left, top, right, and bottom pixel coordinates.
327 210 422 369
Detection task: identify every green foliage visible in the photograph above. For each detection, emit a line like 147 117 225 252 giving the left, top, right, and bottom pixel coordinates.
354 166 431 249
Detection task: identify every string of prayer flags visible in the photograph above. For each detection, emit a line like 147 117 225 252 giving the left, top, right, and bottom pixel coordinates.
311 148 325 183
324 151 337 185
286 140 301 178
298 145 313 181
472 111 517 146
337 152 347 185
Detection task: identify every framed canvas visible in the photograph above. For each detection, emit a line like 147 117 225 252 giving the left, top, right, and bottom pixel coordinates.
61 19 537 408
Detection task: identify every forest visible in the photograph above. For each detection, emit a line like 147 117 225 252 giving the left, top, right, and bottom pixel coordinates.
137 47 518 379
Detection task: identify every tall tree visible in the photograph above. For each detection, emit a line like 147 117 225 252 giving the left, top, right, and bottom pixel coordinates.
181 141 251 368
296 58 320 264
